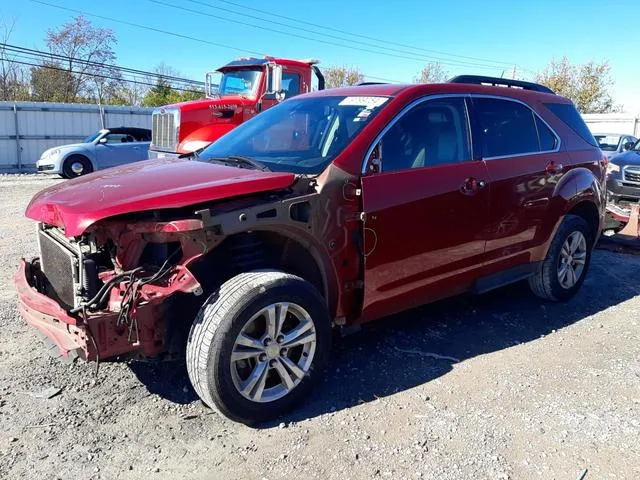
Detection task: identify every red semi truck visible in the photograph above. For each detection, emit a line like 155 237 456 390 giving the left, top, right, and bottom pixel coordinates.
150 57 325 157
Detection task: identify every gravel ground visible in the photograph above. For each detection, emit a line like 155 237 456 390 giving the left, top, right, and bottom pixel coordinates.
0 175 639 480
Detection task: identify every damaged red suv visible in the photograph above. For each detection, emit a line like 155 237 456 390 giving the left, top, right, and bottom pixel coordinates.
16 76 605 424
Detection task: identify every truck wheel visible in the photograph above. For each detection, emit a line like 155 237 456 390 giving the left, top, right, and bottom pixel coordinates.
186 271 331 425
529 214 592 301
62 155 93 179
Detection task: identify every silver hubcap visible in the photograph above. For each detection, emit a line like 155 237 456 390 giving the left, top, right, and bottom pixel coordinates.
558 231 587 289
71 162 84 174
230 302 316 403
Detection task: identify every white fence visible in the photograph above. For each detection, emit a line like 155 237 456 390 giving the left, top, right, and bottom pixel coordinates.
583 113 640 137
0 101 153 171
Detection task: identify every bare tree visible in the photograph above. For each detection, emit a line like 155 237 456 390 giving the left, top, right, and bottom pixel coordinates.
0 20 29 101
324 66 364 88
414 63 449 83
536 57 621 113
45 15 119 102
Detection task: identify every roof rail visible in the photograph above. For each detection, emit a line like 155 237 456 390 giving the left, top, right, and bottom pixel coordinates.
357 82 388 86
448 75 555 94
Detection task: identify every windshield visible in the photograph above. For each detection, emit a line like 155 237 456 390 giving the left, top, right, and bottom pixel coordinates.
198 95 391 174
218 69 261 97
595 134 621 151
83 131 103 143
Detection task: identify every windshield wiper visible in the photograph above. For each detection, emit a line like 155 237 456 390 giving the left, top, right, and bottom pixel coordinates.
178 146 208 159
210 155 270 171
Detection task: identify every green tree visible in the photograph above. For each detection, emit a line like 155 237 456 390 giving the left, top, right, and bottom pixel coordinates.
141 63 204 107
414 63 449 83
535 57 620 113
324 66 364 88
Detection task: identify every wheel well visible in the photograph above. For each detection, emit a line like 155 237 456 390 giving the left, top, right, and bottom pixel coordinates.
191 231 327 303
164 231 331 357
567 201 600 240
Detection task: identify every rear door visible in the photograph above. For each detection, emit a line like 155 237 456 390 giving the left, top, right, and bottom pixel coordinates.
469 96 563 274
360 96 490 321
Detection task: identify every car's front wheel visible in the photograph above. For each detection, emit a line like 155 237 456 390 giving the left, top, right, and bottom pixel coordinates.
186 271 331 425
529 214 593 301
62 155 93 179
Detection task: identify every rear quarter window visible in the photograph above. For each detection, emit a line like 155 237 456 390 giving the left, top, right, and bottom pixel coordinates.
544 103 598 147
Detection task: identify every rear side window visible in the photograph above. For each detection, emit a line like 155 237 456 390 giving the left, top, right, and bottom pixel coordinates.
535 116 558 151
544 102 598 147
474 97 539 158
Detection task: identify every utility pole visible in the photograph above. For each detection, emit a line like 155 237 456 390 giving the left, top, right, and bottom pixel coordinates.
512 65 517 80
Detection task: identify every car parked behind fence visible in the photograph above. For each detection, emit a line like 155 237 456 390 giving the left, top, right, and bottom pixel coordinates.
594 133 638 159
36 127 151 178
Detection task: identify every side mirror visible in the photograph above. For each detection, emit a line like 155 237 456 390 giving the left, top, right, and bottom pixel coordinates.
367 142 382 174
623 141 635 151
268 64 283 95
98 137 107 144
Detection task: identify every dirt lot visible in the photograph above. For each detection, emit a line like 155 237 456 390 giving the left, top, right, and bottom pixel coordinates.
0 174 638 480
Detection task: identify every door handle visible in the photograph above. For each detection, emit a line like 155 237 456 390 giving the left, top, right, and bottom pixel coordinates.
460 177 487 196
545 162 563 174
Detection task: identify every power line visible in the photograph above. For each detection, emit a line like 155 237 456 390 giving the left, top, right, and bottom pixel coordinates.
178 0 513 71
150 0 508 72
31 0 269 57
1 44 205 87
30 0 407 83
5 57 204 93
206 0 531 70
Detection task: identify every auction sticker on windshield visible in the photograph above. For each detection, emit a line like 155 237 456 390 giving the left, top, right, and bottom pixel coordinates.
338 96 389 108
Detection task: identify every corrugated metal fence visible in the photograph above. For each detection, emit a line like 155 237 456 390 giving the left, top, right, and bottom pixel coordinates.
583 113 640 137
0 101 153 171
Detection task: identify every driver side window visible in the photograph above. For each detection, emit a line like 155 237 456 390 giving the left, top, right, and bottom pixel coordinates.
379 97 471 173
104 133 129 144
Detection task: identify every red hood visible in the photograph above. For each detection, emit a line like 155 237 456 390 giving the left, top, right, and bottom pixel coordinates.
26 158 295 236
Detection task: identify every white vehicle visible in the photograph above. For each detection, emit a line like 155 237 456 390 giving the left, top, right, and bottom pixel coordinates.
37 127 151 178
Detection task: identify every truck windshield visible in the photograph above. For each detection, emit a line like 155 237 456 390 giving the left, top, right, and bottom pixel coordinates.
218 70 261 97
198 95 390 174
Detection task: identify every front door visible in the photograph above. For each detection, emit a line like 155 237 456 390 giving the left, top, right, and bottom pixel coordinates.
360 96 490 322
95 132 140 169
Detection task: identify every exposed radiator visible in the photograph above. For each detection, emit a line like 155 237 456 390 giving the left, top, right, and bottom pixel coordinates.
37 227 79 310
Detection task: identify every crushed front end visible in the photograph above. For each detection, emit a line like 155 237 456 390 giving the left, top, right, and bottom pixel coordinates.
16 221 204 361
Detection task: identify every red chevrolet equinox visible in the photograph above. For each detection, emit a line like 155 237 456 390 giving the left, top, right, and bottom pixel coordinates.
16 75 605 424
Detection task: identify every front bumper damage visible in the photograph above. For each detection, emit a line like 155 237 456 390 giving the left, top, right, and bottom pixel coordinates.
16 256 202 362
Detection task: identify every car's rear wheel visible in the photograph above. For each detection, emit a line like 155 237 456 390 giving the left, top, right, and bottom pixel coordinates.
186 271 331 425
62 155 93 179
529 214 592 301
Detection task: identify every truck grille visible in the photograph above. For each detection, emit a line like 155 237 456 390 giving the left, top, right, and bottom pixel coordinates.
38 227 79 310
151 108 179 152
623 167 640 184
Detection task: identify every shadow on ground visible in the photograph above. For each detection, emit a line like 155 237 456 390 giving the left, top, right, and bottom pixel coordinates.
127 251 640 423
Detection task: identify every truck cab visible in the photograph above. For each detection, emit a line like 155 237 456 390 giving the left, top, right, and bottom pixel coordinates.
150 57 325 157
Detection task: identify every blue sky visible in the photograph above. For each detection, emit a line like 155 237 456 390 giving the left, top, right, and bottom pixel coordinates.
3 0 639 111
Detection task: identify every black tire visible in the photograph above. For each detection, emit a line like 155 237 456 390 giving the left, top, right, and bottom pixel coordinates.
529 214 593 301
186 271 331 425
62 155 93 179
